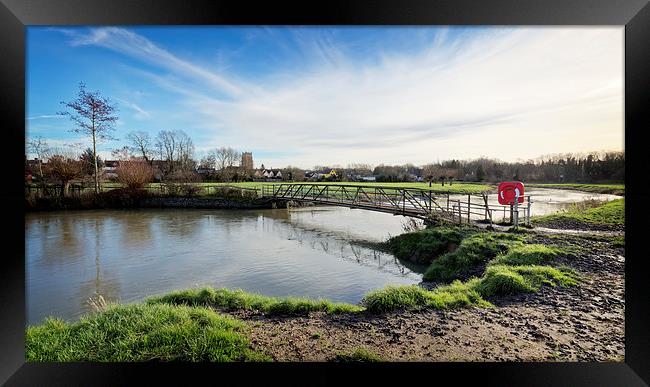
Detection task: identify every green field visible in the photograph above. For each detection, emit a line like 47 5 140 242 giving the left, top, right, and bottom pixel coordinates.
525 183 624 196
532 198 625 225
162 181 494 194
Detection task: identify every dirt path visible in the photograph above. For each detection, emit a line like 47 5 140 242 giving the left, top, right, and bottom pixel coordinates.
229 235 624 361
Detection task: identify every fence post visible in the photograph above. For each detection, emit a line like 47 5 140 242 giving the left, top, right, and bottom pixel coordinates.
467 194 470 224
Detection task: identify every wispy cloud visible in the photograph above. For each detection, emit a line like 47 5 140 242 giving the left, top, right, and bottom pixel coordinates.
114 98 151 120
26 115 64 120
64 27 244 98
53 27 623 168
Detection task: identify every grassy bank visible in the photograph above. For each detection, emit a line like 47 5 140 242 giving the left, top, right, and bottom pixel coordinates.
26 303 270 362
27 225 584 361
526 183 624 196
147 287 364 315
532 198 625 226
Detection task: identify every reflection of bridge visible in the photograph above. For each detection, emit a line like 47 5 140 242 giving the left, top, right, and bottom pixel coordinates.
260 183 531 226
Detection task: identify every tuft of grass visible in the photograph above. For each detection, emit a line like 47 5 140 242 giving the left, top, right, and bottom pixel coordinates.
147 287 364 315
25 303 270 362
386 226 475 264
334 347 384 362
361 280 491 313
532 198 624 226
477 265 579 297
489 244 571 266
422 232 525 281
610 236 625 248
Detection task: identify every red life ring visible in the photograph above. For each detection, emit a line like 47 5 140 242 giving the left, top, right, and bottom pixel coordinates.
498 181 525 205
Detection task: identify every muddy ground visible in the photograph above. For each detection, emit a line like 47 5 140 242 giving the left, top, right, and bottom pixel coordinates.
224 234 624 362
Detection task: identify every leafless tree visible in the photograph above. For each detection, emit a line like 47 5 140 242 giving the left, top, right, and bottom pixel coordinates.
127 131 153 164
44 151 84 197
213 147 240 171
59 82 118 194
199 154 216 169
27 135 51 181
111 146 135 161
155 129 195 176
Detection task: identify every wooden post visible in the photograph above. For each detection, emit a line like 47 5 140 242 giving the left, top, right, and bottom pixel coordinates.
458 200 462 223
527 195 532 226
514 198 519 228
509 204 513 224
467 194 471 224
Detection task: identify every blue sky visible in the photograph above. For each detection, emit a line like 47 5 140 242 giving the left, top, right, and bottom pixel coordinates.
26 26 623 169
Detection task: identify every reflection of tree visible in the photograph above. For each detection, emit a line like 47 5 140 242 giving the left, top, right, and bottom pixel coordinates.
120 211 152 248
157 211 203 239
77 217 121 316
60 215 80 252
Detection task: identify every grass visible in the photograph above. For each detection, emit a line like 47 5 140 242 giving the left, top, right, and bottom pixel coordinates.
25 303 270 362
58 181 493 195
532 198 625 226
362 279 492 313
526 183 624 196
386 226 476 264
477 265 579 297
362 264 579 313
489 244 572 266
334 347 384 362
422 232 525 281
147 287 364 315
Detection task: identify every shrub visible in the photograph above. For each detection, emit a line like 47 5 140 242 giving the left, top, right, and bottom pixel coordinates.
116 160 154 190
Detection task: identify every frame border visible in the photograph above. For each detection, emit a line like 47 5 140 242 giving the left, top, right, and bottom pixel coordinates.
2 0 648 385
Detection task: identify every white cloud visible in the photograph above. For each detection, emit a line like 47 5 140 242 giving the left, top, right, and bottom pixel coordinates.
60 27 623 168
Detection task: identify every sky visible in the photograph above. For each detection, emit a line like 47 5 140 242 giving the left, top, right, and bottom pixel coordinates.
26 26 624 169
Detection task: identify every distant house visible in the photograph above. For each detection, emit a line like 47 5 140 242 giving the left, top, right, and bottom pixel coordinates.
103 160 120 178
360 176 376 182
196 167 216 175
254 168 283 181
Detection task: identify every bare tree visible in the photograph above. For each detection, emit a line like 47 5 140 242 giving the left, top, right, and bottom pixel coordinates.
155 130 176 175
155 129 195 176
27 136 51 181
44 152 84 197
199 154 216 169
127 131 153 164
212 146 240 181
59 82 118 194
213 147 239 170
111 146 135 161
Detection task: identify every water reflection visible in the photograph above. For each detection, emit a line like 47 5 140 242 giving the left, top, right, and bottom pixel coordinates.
26 207 419 326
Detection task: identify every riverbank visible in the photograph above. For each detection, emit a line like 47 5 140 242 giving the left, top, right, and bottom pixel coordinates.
525 183 624 196
531 198 624 232
24 189 284 211
26 221 624 361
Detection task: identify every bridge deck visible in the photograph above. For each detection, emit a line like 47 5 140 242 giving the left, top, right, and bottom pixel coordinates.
260 183 531 225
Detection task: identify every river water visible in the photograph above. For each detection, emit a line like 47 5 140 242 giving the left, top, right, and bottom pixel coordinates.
25 188 621 326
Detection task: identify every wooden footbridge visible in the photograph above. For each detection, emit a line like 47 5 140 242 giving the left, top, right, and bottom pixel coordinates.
260 183 532 226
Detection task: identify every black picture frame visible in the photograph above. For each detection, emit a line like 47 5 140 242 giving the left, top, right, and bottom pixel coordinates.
2 0 649 385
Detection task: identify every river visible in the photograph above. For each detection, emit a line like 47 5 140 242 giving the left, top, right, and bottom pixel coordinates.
25 188 621 326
